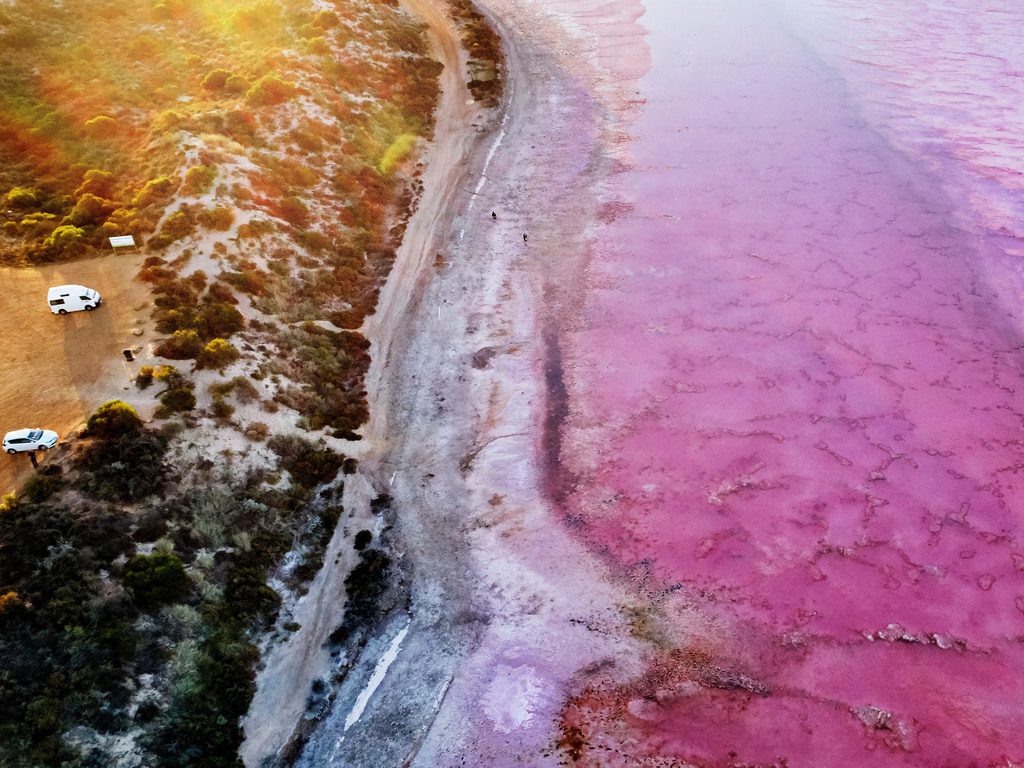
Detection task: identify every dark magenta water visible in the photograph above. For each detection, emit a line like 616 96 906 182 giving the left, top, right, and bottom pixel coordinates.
559 0 1024 764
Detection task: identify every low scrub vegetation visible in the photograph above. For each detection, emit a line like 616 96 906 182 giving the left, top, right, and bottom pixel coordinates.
0 398 354 765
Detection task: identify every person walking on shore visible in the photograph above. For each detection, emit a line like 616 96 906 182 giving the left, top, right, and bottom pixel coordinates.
523 233 528 242
491 211 497 220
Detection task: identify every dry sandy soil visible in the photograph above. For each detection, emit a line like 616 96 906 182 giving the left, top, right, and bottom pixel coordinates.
243 0 656 765
0 254 155 493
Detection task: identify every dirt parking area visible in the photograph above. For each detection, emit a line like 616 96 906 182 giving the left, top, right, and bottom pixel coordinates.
0 253 154 493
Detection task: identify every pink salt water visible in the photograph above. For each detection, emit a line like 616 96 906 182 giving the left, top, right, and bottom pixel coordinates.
558 0 1024 763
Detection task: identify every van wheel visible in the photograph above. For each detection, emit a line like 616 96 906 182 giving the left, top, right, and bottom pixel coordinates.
58 309 67 315
5 449 15 455
38 445 48 452
85 304 94 311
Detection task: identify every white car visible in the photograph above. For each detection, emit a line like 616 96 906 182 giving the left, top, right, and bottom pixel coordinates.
48 284 101 314
3 428 58 454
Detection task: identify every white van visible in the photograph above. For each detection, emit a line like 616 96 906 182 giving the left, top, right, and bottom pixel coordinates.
48 284 102 314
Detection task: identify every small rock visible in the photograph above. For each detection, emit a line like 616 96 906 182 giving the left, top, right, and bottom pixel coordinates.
131 327 144 336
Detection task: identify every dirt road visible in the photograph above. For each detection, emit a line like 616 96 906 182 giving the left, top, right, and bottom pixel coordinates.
0 254 153 493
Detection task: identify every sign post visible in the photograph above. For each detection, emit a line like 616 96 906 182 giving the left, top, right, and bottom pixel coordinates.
109 235 136 251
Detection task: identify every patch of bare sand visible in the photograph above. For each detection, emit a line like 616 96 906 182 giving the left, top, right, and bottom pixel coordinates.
0 253 156 493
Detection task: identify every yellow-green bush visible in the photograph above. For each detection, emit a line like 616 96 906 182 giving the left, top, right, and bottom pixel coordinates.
182 166 217 196
245 74 297 107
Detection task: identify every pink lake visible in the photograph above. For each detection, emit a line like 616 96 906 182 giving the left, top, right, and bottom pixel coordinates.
557 0 1024 764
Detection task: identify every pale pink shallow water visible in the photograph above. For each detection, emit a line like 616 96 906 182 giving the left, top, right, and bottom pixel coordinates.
559 0 1024 764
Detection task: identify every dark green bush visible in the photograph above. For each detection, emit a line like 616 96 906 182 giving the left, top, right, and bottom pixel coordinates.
182 166 217 196
159 387 196 413
20 469 62 504
124 552 189 609
74 170 116 198
329 549 391 644
195 303 244 339
225 561 281 626
156 329 203 359
210 396 234 419
77 429 170 502
267 435 342 489
133 177 178 208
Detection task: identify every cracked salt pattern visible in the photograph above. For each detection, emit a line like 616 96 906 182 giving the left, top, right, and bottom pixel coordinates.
558 0 1024 763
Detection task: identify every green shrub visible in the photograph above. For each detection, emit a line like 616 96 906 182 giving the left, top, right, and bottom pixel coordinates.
77 428 170 501
124 552 189 609
66 193 116 226
136 366 156 388
306 36 329 55
43 225 86 254
225 74 250 94
221 269 268 296
245 74 297 106
159 208 196 242
182 166 217 196
312 10 340 28
133 176 178 208
84 114 120 137
160 387 196 413
225 560 281 625
267 435 342 488
156 329 203 359
195 303 244 338
197 338 240 370
329 549 391 644
200 68 232 90
86 400 143 439
210 396 235 419
278 195 309 227
75 169 116 198
20 469 62 504
6 186 39 208
197 206 234 231
205 281 237 305
243 422 269 441
154 365 188 388
229 376 258 403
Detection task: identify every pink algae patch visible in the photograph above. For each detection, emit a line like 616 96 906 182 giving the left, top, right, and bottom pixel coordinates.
555 0 1024 765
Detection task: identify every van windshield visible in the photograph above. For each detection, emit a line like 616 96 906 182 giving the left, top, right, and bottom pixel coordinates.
27 430 42 440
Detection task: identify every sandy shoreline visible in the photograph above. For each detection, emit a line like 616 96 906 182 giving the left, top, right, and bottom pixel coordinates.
243 0 662 764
